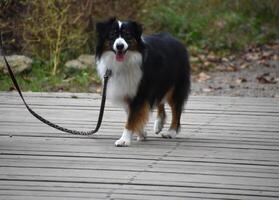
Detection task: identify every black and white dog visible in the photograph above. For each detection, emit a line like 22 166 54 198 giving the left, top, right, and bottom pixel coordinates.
95 17 190 147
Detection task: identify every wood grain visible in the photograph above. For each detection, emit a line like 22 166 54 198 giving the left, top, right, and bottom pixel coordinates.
0 92 278 199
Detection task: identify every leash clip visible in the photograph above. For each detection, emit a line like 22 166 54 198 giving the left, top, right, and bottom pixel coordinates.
104 69 112 79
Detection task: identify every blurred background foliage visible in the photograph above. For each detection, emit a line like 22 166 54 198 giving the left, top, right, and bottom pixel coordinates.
0 0 278 91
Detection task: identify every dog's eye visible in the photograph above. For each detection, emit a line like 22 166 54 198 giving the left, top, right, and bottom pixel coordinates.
109 29 118 39
122 30 132 38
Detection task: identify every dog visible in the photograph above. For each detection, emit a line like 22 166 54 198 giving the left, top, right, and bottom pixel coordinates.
95 17 191 147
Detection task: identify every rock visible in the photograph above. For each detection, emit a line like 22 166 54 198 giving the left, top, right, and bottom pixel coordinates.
78 54 95 68
0 55 32 74
65 54 95 72
65 60 85 71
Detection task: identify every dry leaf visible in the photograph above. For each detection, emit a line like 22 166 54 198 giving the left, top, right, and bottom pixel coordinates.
245 53 260 61
190 57 199 63
256 73 276 84
229 55 236 60
215 64 226 71
202 87 213 92
222 57 229 62
197 72 211 82
257 59 270 67
198 54 206 61
257 76 271 84
215 86 222 90
96 86 102 93
235 77 247 84
240 63 249 69
204 61 211 67
226 65 238 72
272 54 279 61
207 54 220 62
261 51 273 59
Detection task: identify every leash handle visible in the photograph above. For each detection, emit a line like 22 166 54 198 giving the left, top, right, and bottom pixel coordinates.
0 33 111 135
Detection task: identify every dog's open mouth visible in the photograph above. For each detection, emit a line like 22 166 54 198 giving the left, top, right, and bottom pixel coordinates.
115 51 126 62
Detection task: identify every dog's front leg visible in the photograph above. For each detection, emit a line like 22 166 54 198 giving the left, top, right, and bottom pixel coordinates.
115 101 149 147
114 128 133 147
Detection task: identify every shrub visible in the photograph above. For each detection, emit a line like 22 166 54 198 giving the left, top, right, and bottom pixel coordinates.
1 0 147 75
142 0 279 52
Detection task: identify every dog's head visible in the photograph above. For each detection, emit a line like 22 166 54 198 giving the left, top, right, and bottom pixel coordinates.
95 17 144 62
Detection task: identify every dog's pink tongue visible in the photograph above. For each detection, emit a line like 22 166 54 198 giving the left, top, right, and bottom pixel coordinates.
116 53 125 62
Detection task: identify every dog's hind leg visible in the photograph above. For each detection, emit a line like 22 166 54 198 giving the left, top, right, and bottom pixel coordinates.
161 88 185 139
137 128 147 141
154 103 166 134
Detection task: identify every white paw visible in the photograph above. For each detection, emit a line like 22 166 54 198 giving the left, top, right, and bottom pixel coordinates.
154 118 164 134
115 138 131 147
161 129 177 139
115 129 132 147
137 131 147 141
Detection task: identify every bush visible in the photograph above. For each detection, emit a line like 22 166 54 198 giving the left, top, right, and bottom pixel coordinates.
142 0 279 52
1 0 146 75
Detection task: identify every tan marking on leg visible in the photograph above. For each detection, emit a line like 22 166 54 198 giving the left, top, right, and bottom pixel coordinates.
153 103 166 134
157 104 166 120
125 102 150 134
166 89 179 131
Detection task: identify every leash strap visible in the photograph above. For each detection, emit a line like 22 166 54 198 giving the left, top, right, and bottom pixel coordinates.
0 34 111 135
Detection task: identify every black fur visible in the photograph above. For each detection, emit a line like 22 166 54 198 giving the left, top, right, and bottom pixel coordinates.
129 32 191 130
96 17 144 59
95 18 190 133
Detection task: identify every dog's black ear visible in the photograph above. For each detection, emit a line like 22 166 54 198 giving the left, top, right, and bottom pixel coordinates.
96 17 116 35
131 21 143 39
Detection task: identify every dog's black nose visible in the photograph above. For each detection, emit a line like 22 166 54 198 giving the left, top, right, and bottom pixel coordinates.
116 43 124 51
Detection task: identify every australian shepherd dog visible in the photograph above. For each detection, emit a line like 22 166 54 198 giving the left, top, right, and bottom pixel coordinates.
95 17 191 147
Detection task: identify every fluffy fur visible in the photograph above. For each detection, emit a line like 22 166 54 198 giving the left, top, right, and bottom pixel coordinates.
97 51 142 105
95 17 191 146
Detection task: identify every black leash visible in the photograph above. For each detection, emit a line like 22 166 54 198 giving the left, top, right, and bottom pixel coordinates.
0 34 112 135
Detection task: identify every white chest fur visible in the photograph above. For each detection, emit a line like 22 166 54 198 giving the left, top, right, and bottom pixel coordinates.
96 51 143 105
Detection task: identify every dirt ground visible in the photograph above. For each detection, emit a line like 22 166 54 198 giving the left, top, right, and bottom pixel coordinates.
191 43 279 98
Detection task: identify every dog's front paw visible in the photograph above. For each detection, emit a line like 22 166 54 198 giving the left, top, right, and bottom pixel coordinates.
115 138 131 147
161 129 177 139
115 129 132 147
154 118 164 134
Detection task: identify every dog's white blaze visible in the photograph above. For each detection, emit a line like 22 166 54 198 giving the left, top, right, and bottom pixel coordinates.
113 21 128 51
113 37 128 51
96 51 143 105
118 20 122 28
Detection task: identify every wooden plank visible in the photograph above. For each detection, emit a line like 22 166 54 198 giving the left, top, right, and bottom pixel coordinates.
0 92 279 199
1 156 279 179
1 106 278 124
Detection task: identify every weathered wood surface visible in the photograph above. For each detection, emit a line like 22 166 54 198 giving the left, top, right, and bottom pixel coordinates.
0 92 278 200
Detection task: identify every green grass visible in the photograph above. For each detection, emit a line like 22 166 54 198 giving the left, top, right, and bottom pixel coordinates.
0 59 100 92
142 0 279 53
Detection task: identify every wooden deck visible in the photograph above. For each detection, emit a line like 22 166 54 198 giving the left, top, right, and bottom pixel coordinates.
0 92 279 200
